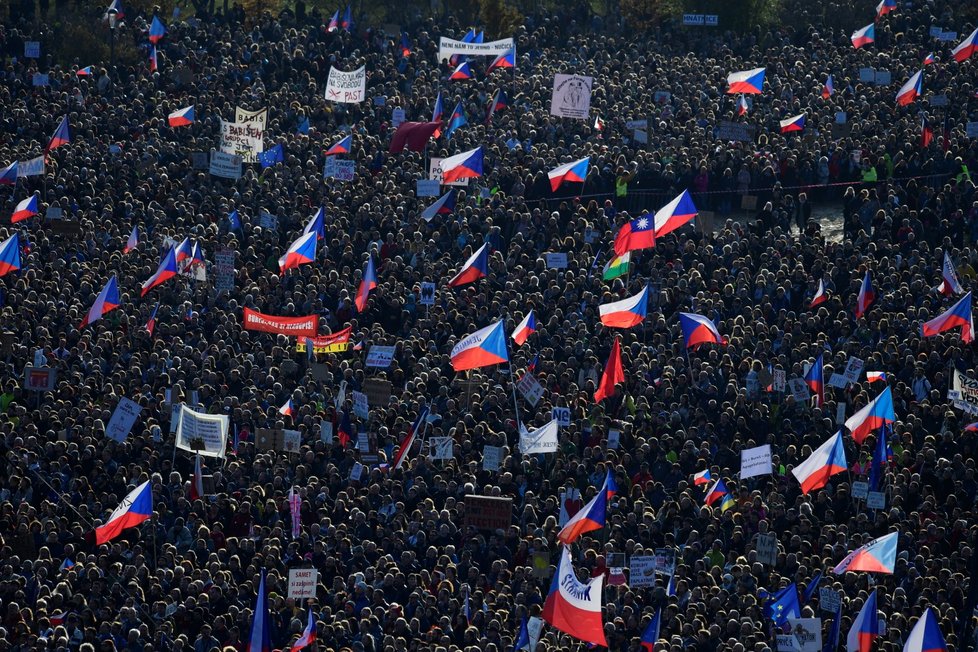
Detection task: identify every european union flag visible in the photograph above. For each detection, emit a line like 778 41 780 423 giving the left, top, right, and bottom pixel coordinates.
228 210 241 231
761 583 800 626
258 143 284 168
297 116 309 135
801 571 822 604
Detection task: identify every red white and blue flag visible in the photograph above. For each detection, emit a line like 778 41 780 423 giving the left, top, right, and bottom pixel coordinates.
851 23 875 48
952 27 978 62
811 279 827 307
822 75 834 98
791 431 847 494
80 275 121 328
866 371 887 384
140 247 179 296
279 398 295 418
103 0 124 19
902 608 948 652
679 312 726 349
450 61 473 80
304 207 326 240
922 291 974 343
804 354 824 406
833 531 898 574
325 134 352 156
146 302 160 335
11 195 38 223
736 95 748 116
511 310 536 346
327 10 339 31
846 589 880 652
487 48 516 73
640 608 661 651
548 157 590 192
431 91 445 132
149 45 158 72
542 546 607 648
47 116 70 152
937 251 964 295
653 189 698 238
279 231 317 273
704 478 729 506
557 474 612 543
391 406 428 471
168 105 195 127
440 146 483 183
896 69 923 106
845 386 895 444
855 271 875 318
290 609 316 652
124 226 138 254
726 67 765 94
876 0 896 17
448 242 489 287
0 161 16 185
94 480 153 545
599 286 649 329
148 16 166 43
77 66 94 76
354 255 377 312
421 189 457 221
248 571 272 652
693 469 712 486
451 321 508 372
485 89 508 123
779 113 806 133
923 52 935 65
0 234 21 277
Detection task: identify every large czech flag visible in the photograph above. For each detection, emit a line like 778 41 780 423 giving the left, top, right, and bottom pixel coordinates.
451 321 508 371
391 406 428 471
851 23 875 48
810 278 827 308
653 189 698 238
290 609 317 652
542 546 607 648
487 48 516 73
557 475 611 544
325 134 352 156
94 480 153 545
448 242 489 287
511 310 536 346
791 431 847 494
11 196 38 223
845 386 895 444
278 231 317 274
47 116 70 152
952 27 978 63
779 113 806 133
80 275 121 328
902 609 948 652
140 247 179 296
679 312 725 348
599 286 649 328
441 146 484 183
833 531 898 574
937 251 964 295
846 589 880 652
726 67 765 94
449 61 473 80
804 354 824 406
354 255 377 312
148 16 167 44
895 69 923 106
548 157 590 191
921 291 974 343
421 189 456 221
0 234 21 277
168 105 195 127
855 270 875 318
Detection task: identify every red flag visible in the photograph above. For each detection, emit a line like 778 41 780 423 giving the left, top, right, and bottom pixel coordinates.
388 121 441 153
594 338 624 403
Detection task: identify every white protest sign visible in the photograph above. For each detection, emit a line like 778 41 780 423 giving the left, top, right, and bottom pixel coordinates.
516 373 545 407
428 436 454 460
949 368 978 415
105 397 142 442
324 157 355 181
214 248 235 293
776 634 802 652
352 391 369 419
843 357 864 384
437 37 514 61
520 419 558 455
220 120 263 163
818 587 841 613
325 66 366 103
392 107 406 128
550 74 593 119
558 487 581 525
628 556 657 587
482 445 504 471
430 157 469 186
852 481 869 499
18 156 44 178
740 444 773 479
419 282 436 306
653 549 676 575
827 373 848 389
320 421 333 444
527 617 543 652
365 345 396 368
773 369 786 392
756 533 778 565
608 429 621 449
209 150 242 180
787 378 811 402
867 491 886 509
552 407 571 427
967 122 978 139
545 253 568 269
786 618 822 652
287 568 318 599
417 179 441 197
350 462 364 481
175 405 229 459
24 41 40 58
234 106 268 130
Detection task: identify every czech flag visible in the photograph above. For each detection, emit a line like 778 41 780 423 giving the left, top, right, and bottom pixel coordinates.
548 157 590 192
174 237 193 266
903 609 948 652
952 27 978 62
851 23 875 48
391 406 428 471
354 255 377 312
845 386 895 444
140 247 179 296
0 234 21 277
290 609 317 652
653 189 698 238
80 275 120 328
341 4 352 30
599 286 649 329
148 16 166 43
594 115 605 132
431 91 444 125
736 94 748 116
921 114 934 146
248 571 272 652
440 146 483 183
485 89 508 123
846 589 880 652
304 207 326 240
855 270 875 318
804 354 824 406
822 75 834 99
487 48 515 73
640 608 661 652
399 32 411 57
279 398 295 418
450 321 508 372
0 161 16 185
47 116 70 152
810 279 827 307
923 52 935 65
895 69 923 106
168 105 195 127
327 10 339 31
337 410 354 446
542 546 607 648
557 476 610 544
704 478 729 506
448 242 489 287
791 431 846 494
833 531 898 574
11 196 38 223
149 45 158 72
937 251 965 295
679 312 725 349
613 213 655 257
726 67 765 94
325 134 352 156
922 291 974 343
146 302 160 336
966 422 978 432
693 469 712 486
866 371 887 384
94 480 153 545
279 231 317 273
511 310 536 346
876 0 896 16
77 66 94 76
103 0 124 19
421 189 456 221
594 337 624 403
445 101 466 139
779 113 806 133
450 61 473 80
124 226 138 253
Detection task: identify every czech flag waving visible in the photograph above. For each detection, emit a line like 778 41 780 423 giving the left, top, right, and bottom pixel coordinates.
846 589 880 652
895 69 923 106
845 386 895 444
431 91 444 125
148 16 166 44
693 469 712 486
94 480 153 545
450 321 508 372
279 398 295 418
391 406 428 471
450 61 473 80
779 113 806 133
866 371 887 384
704 478 729 506
421 189 456 221
140 247 179 296
653 189 698 238
542 546 607 648
124 226 139 253
11 196 39 223
548 157 590 191
640 609 662 651
325 134 352 156
354 255 377 312
822 75 834 98
77 66 94 76
922 291 974 343
327 10 339 31
511 310 536 346
0 161 16 185
736 95 749 116
47 116 70 152
952 27 978 62
80 275 121 328
440 146 483 183
876 0 896 16
791 431 847 494
168 105 195 127
557 474 611 544
248 571 272 652
726 67 765 94
810 278 827 307
599 286 649 329
679 312 725 349
279 231 317 274
902 609 948 652
0 234 21 277
855 270 875 318
937 251 965 295
851 23 875 48
833 531 898 574
448 242 489 287
303 207 326 240
804 354 824 406
290 609 316 652
487 48 515 73
445 101 467 139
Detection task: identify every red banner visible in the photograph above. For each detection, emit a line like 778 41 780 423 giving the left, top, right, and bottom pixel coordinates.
296 327 352 353
243 308 317 338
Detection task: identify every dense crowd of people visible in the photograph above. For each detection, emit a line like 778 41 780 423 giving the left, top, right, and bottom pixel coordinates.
0 0 976 650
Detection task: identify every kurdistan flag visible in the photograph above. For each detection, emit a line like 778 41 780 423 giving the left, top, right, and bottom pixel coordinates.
603 252 630 280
